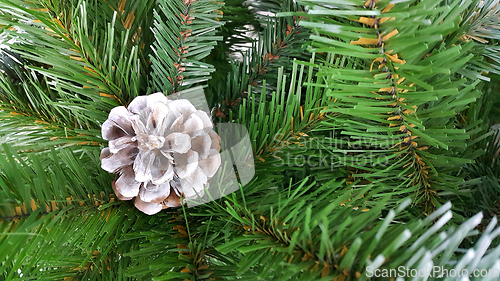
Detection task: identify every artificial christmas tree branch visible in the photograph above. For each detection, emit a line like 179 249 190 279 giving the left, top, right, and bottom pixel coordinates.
0 145 114 219
0 0 150 149
356 0 434 207
297 0 488 214
150 0 224 94
0 203 134 279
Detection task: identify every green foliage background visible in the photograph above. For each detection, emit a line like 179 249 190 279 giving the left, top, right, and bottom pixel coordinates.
0 0 500 280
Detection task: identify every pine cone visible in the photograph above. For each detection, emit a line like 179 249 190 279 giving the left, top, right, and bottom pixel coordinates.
100 93 222 215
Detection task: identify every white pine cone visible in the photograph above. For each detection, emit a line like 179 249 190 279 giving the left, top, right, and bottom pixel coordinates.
100 93 222 215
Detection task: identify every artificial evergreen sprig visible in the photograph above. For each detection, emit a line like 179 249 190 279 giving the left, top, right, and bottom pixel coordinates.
295 0 492 213
0 0 154 150
149 0 224 94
